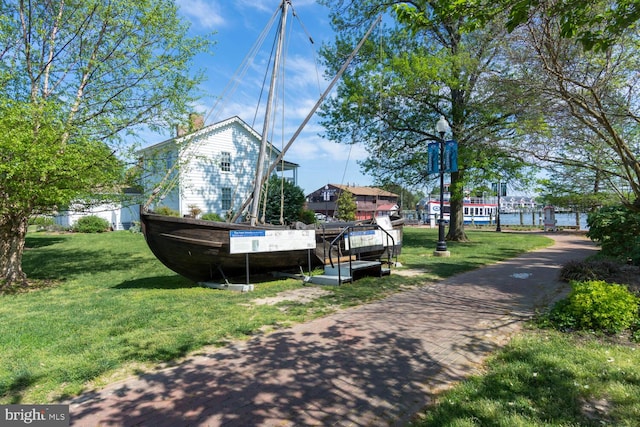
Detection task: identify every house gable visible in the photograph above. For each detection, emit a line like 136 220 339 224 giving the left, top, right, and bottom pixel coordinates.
138 116 298 217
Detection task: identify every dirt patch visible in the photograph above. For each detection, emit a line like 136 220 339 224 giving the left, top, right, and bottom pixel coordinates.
580 396 613 424
0 278 61 295
252 286 332 306
393 269 428 277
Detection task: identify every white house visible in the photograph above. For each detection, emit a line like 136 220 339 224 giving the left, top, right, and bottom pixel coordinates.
54 200 140 231
138 115 299 217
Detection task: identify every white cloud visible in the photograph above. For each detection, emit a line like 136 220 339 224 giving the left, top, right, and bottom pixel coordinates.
177 0 226 29
288 132 368 162
235 0 272 13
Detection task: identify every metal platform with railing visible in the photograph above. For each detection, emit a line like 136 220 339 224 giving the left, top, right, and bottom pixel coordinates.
305 223 399 286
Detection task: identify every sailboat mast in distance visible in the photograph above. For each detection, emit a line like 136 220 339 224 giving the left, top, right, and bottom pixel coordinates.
250 0 289 226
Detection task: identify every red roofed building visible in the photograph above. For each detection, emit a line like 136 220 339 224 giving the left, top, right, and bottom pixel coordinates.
305 184 399 221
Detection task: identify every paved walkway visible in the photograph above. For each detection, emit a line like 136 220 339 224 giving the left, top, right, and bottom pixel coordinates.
68 233 596 426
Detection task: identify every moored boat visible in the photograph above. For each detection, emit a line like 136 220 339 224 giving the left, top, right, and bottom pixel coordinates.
418 195 499 226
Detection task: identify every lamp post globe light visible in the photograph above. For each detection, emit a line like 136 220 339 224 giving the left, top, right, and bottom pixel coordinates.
434 115 451 257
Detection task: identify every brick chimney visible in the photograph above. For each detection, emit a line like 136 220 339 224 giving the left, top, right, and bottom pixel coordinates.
176 113 204 137
189 113 204 132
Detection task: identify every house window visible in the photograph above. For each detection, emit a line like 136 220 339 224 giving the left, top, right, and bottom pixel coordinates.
221 187 232 211
220 152 231 172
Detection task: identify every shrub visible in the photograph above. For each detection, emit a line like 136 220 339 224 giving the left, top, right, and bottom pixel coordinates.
201 212 224 222
188 204 202 218
299 209 317 224
154 206 180 217
587 205 640 265
545 280 639 334
28 216 65 232
73 215 110 233
559 259 621 282
128 221 141 234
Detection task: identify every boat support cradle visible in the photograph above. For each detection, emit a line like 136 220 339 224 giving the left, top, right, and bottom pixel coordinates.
199 264 255 292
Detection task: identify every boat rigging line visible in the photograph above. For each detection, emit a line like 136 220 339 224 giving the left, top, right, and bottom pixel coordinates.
232 13 383 223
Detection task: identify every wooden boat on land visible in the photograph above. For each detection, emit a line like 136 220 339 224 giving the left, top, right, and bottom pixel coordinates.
140 2 391 283
140 212 321 282
140 213 402 283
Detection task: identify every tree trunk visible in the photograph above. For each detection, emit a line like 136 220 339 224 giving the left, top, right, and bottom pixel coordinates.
0 213 29 289
447 170 469 242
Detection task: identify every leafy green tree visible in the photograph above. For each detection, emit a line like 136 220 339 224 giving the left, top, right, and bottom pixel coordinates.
261 175 306 225
379 182 423 212
0 0 211 288
299 209 317 225
319 0 530 241
471 0 640 51
335 190 357 221
536 168 620 211
501 6 640 210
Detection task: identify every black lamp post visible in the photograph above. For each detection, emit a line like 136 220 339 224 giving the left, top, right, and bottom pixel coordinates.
324 184 329 220
496 181 502 232
434 115 451 256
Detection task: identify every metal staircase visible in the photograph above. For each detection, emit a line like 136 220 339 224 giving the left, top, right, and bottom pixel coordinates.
306 223 398 286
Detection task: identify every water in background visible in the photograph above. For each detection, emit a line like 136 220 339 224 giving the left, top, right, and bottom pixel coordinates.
498 212 589 230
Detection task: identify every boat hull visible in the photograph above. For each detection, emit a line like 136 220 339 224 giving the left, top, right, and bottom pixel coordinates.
140 211 323 282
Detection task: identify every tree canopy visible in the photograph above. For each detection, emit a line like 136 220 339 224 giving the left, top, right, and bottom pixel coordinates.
320 0 640 229
0 0 211 288
335 190 357 221
500 4 640 209
484 0 640 51
318 0 532 241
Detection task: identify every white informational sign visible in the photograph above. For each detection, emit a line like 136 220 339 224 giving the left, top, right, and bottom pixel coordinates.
229 229 316 254
386 229 402 245
345 230 383 250
375 216 393 230
344 229 402 250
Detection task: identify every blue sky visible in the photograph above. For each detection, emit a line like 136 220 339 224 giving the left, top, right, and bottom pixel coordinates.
148 0 375 194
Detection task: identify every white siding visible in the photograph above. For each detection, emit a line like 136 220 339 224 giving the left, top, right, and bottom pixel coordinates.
179 122 260 216
138 116 297 217
55 203 140 230
140 140 182 213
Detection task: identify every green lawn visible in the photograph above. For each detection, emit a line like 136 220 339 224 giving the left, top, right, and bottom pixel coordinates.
1 228 551 404
413 329 640 426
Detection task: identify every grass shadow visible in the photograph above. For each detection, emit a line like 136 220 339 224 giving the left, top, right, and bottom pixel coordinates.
22 248 147 280
0 372 41 404
25 235 68 249
114 275 198 290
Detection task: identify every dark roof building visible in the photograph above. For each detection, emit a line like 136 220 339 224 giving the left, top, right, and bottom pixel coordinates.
306 184 399 221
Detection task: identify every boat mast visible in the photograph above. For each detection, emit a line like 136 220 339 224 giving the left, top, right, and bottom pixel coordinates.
232 14 382 223
250 0 289 226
